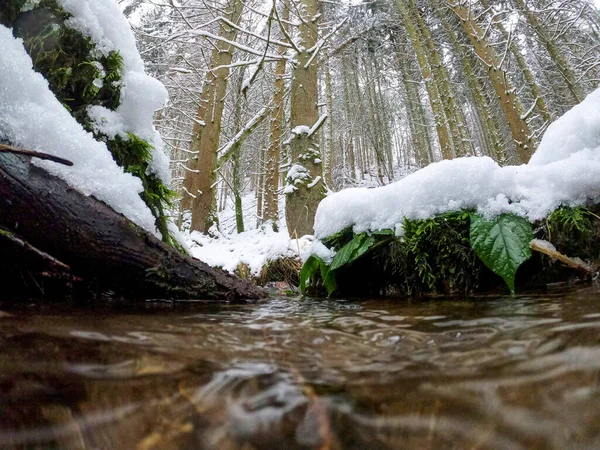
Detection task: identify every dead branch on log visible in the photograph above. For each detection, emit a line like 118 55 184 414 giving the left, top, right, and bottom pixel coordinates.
0 226 70 271
0 143 73 166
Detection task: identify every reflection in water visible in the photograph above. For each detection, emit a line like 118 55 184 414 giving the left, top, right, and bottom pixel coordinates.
1 286 600 449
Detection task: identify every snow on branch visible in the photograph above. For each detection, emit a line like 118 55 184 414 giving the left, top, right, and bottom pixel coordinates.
304 17 347 68
217 105 272 165
188 30 285 60
308 114 328 138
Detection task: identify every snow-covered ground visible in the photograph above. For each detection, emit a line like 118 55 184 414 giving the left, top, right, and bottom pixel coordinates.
184 192 311 276
314 87 600 239
187 228 312 276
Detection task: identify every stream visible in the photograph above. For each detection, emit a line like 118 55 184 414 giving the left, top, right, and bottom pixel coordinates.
1 285 600 449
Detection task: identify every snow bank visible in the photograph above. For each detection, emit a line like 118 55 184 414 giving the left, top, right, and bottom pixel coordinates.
0 25 159 234
58 0 171 184
314 87 600 239
187 229 312 276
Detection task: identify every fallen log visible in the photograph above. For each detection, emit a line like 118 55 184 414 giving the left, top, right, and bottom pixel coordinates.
0 152 266 301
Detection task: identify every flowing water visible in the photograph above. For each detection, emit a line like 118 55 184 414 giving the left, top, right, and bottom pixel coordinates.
1 286 600 449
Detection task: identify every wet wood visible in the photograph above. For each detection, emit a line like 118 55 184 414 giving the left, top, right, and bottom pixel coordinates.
0 153 265 301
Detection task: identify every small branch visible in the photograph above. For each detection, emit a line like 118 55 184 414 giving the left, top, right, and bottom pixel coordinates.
217 105 272 165
307 114 328 138
0 227 70 271
530 239 595 274
274 0 302 53
0 144 73 166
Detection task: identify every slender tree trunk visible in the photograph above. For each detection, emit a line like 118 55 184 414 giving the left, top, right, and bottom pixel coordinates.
181 0 244 233
324 56 335 187
396 40 433 166
263 0 290 231
341 57 357 180
448 1 533 163
411 1 472 157
437 6 505 161
256 145 265 227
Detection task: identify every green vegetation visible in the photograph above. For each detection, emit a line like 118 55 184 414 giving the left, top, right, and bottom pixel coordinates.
470 213 533 293
301 207 599 298
0 0 179 248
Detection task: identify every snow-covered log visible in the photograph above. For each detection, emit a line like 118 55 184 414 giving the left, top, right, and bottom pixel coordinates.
0 153 265 301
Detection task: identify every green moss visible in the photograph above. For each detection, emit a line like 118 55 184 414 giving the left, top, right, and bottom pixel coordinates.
107 134 181 249
387 211 484 295
306 212 489 297
1 0 182 249
9 3 123 119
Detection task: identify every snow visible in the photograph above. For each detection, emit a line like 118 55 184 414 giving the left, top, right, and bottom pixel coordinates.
314 87 600 239
529 88 600 165
0 26 158 234
292 125 310 135
187 228 312 276
57 0 171 184
531 239 557 253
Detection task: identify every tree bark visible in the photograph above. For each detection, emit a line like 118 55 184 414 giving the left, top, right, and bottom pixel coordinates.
395 0 453 160
284 0 326 238
0 153 265 301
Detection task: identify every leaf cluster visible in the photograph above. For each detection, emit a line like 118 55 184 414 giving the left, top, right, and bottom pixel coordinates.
300 211 541 297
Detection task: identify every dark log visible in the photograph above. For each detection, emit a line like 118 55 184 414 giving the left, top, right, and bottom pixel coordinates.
0 153 266 301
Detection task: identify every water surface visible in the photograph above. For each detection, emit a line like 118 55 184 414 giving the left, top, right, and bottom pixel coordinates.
1 286 600 449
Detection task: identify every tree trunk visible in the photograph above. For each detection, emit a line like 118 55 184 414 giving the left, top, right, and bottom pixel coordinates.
263 0 289 231
395 0 453 160
0 153 264 301
437 6 505 161
324 56 335 187
411 1 473 158
284 0 326 238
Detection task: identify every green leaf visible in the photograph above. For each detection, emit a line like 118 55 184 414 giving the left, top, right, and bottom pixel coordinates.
329 233 377 271
470 213 533 293
300 255 321 295
320 262 337 296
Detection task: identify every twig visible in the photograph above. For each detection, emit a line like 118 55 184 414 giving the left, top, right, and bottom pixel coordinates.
0 144 74 166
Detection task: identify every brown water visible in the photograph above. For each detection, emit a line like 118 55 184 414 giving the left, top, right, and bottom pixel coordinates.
1 286 600 450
